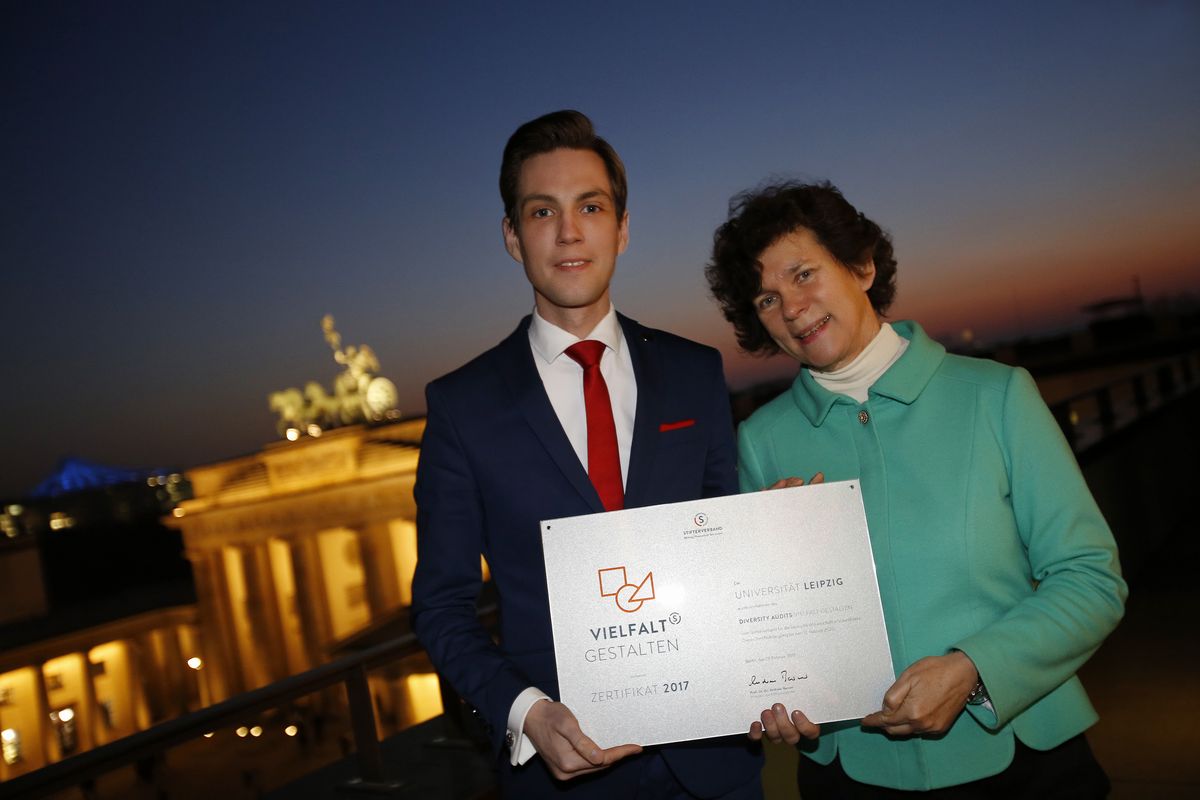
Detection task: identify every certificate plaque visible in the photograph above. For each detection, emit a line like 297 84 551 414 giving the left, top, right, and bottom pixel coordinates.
541 480 894 748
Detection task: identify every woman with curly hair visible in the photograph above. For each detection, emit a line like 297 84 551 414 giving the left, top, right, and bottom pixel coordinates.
708 181 1126 798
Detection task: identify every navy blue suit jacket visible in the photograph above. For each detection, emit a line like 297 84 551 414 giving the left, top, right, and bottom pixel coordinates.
411 314 762 797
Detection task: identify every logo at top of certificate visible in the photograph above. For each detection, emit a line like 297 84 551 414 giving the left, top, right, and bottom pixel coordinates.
597 566 655 613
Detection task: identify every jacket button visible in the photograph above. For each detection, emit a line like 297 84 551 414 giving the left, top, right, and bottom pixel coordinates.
858 410 870 425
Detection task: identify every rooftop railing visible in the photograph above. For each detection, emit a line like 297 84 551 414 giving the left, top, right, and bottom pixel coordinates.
0 607 495 799
1049 350 1199 454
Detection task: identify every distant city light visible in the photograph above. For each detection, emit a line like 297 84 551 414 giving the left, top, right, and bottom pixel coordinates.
173 508 185 518
235 726 249 738
249 726 263 737
286 427 300 441
1 728 19 766
284 725 298 737
187 657 203 670
6 505 23 516
49 512 76 531
203 732 214 738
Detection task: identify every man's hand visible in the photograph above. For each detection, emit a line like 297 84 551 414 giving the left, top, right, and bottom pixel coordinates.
748 704 820 745
861 651 979 736
523 700 642 780
766 472 825 490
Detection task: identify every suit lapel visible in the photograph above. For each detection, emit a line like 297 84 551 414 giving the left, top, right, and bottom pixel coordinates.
620 314 661 509
497 317 605 513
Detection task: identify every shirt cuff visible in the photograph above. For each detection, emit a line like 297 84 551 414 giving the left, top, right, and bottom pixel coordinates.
506 687 551 766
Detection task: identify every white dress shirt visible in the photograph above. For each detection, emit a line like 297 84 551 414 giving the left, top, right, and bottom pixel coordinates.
506 304 638 765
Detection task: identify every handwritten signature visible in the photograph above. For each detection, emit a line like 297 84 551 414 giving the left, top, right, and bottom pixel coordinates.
748 669 808 687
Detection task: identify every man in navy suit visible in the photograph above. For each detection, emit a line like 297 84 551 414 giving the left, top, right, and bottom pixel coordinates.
411 110 762 798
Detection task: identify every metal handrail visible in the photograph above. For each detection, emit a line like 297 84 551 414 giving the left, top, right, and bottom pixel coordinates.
0 611 484 799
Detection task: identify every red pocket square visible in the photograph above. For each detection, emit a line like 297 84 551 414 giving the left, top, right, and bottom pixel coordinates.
659 419 696 432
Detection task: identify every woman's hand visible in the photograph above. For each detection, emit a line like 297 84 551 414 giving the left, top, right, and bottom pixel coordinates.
860 651 979 736
765 472 824 490
748 704 820 744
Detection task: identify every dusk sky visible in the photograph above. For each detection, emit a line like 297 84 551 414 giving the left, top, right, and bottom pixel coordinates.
3 1 1198 498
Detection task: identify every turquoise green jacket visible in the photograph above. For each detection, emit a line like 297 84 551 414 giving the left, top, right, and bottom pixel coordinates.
737 321 1127 790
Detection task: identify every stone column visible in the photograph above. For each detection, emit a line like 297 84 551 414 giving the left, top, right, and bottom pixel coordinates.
354 522 401 620
288 533 332 666
131 633 169 724
263 534 309 676
78 652 100 750
34 664 56 766
187 549 239 700
157 627 191 716
242 541 289 684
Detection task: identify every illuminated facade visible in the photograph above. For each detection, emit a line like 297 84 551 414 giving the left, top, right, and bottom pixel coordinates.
1 470 197 781
0 417 451 783
0 606 201 780
166 417 443 729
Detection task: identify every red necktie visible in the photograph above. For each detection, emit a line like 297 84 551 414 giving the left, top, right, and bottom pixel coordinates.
566 340 624 511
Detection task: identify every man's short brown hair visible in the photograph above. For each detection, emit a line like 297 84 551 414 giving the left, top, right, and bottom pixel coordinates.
499 110 627 227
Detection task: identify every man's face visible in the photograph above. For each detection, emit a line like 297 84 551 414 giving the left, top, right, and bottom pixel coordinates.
503 148 628 334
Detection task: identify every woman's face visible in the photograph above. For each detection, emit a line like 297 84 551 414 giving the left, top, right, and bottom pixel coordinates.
754 227 881 372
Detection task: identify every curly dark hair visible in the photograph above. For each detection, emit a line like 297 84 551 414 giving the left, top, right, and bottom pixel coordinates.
706 181 898 355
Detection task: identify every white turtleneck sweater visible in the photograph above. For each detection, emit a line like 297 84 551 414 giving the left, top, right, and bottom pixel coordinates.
809 322 908 402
